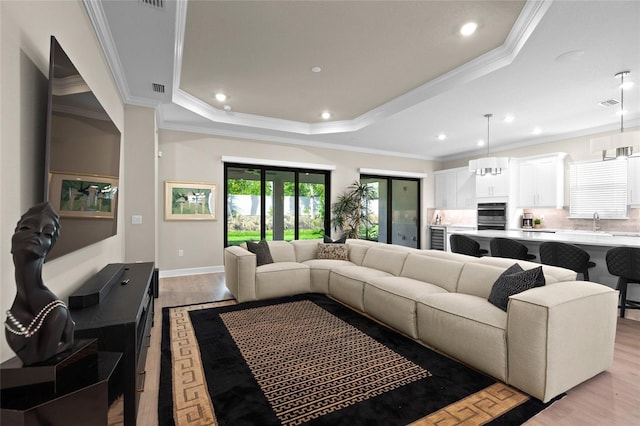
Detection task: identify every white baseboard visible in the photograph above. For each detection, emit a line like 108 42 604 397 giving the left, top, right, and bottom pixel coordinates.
159 265 224 278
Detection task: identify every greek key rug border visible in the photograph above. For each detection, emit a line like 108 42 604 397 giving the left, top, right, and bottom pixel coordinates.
169 300 236 426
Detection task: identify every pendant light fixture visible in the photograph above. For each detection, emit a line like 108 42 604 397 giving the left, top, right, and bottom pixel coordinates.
590 71 640 160
468 113 509 175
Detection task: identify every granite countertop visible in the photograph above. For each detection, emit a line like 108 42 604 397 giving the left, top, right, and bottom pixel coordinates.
452 229 640 248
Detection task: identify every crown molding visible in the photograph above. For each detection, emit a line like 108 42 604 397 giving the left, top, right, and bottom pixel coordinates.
156 105 435 161
83 0 129 103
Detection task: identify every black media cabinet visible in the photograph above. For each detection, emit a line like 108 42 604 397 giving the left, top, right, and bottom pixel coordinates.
71 262 156 426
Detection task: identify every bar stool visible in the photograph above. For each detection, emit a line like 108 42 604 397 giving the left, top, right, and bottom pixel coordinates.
539 242 596 281
489 238 536 261
605 247 640 318
449 234 488 258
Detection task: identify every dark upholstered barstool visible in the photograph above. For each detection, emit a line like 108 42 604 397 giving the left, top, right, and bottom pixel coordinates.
449 234 488 258
489 237 536 261
539 242 596 281
605 247 640 318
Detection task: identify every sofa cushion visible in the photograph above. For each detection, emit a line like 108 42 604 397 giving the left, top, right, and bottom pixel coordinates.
488 265 545 312
400 254 465 293
417 293 508 381
477 256 576 283
317 242 349 260
265 240 297 263
420 250 482 263
291 239 322 262
364 277 448 338
362 247 409 276
303 259 355 294
329 266 392 311
456 263 510 299
345 241 375 265
247 240 274 266
255 262 310 299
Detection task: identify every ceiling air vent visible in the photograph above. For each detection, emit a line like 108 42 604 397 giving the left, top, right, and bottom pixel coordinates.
152 83 165 94
139 0 165 9
598 99 619 108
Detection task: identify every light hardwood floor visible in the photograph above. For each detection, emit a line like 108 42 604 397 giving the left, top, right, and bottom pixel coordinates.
133 273 640 426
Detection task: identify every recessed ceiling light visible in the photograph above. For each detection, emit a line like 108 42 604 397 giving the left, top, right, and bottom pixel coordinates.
215 93 227 102
311 66 322 73
477 139 485 146
616 109 628 116
532 127 542 135
321 111 331 120
437 133 447 141
460 22 478 36
504 115 515 123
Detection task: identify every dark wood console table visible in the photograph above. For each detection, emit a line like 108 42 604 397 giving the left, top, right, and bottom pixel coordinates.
71 262 156 426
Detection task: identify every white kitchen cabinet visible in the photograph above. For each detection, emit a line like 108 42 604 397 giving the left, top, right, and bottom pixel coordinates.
434 170 457 209
516 153 566 208
435 168 475 209
456 169 476 208
476 170 509 198
628 156 640 206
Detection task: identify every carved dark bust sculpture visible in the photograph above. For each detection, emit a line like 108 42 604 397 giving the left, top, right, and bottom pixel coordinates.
4 202 75 365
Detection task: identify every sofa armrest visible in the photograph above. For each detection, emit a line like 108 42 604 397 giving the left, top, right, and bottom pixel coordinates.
224 246 257 302
507 281 618 402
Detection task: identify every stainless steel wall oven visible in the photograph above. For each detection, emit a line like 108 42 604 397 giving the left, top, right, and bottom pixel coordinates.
477 202 507 230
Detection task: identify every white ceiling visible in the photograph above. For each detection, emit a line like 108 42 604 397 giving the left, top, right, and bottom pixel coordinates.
89 0 640 161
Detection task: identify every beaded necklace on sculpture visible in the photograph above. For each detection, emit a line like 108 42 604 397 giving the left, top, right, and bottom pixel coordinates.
5 300 68 338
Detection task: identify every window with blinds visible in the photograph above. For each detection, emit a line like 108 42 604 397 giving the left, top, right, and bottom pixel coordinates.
569 160 628 219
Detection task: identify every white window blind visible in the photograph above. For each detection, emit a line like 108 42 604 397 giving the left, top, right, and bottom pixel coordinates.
569 160 628 219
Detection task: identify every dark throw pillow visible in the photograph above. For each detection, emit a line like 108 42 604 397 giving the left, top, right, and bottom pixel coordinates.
323 234 347 244
246 240 274 266
488 264 545 312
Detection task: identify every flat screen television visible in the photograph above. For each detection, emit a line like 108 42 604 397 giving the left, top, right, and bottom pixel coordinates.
44 36 121 261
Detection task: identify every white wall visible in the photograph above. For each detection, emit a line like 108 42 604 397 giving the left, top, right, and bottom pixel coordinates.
124 105 157 263
158 129 438 272
0 1 125 362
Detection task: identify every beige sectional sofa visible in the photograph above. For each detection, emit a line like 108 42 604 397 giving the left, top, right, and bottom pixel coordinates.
223 239 618 403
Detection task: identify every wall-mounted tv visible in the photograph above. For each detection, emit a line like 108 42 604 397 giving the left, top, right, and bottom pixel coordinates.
44 36 121 261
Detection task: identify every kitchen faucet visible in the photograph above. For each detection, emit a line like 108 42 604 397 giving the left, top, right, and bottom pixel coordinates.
592 212 600 231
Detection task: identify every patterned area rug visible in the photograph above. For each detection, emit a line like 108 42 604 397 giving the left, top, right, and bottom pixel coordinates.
159 294 559 426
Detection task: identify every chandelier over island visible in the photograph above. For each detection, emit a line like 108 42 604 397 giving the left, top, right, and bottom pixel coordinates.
469 113 509 175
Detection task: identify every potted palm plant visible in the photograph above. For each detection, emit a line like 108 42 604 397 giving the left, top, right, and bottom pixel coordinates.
330 181 375 239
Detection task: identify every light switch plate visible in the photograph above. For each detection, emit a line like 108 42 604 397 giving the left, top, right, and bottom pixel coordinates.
132 215 143 225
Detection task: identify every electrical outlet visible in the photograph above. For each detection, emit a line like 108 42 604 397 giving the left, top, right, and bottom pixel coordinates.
178 249 184 257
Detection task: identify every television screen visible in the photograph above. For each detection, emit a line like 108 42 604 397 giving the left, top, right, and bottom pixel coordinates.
44 36 121 261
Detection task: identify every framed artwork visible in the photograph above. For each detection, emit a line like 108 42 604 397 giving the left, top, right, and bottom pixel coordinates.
164 180 217 221
49 172 118 219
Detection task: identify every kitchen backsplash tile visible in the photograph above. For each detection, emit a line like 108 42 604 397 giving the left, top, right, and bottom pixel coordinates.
527 207 640 232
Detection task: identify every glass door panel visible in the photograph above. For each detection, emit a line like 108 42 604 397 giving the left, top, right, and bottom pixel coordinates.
226 167 263 245
361 175 420 247
360 177 387 242
391 179 419 248
265 169 295 241
299 173 326 240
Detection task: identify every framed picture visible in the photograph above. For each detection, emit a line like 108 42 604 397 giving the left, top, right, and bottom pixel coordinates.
49 172 118 219
164 180 217 221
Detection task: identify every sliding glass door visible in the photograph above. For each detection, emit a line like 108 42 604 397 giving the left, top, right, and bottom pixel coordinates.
361 175 420 248
225 164 330 246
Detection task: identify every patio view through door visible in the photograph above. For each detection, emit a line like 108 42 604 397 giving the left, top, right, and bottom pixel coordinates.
360 175 420 248
225 164 330 246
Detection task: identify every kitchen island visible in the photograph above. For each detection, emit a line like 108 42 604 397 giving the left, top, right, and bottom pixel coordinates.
450 229 640 301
